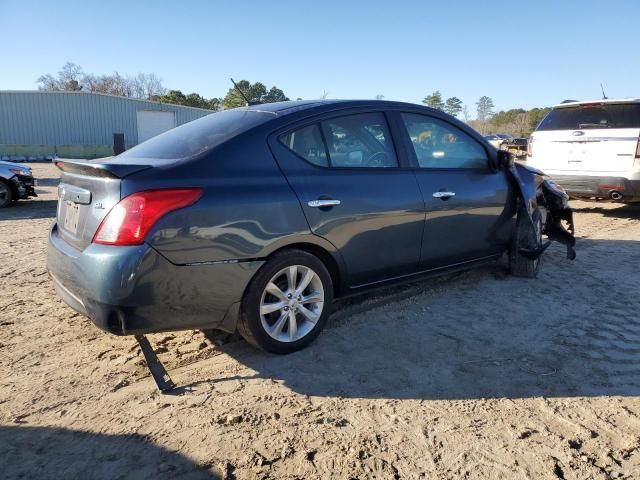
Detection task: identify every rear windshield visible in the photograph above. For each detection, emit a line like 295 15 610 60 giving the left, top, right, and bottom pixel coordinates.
537 103 640 131
119 109 274 159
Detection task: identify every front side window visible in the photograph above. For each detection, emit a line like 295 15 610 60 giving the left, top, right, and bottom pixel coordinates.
401 113 488 169
321 113 398 168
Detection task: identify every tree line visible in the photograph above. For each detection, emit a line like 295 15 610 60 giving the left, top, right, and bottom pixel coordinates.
37 64 551 136
37 63 288 110
37 63 166 102
421 90 550 137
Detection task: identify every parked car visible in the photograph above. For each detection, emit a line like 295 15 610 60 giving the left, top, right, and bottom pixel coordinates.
484 133 513 150
527 98 640 202
504 137 528 158
484 134 501 149
0 161 37 208
47 100 575 355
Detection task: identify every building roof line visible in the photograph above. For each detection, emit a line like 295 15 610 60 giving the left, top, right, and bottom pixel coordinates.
0 90 215 113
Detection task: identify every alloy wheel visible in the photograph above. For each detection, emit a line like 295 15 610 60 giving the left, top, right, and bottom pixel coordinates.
259 265 325 342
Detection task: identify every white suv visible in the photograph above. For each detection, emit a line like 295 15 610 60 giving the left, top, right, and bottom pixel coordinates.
527 99 640 202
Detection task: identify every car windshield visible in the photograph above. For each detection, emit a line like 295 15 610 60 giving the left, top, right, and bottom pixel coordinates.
119 109 275 159
537 103 640 130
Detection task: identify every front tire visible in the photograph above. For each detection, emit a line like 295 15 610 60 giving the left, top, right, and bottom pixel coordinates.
510 208 543 278
238 249 333 354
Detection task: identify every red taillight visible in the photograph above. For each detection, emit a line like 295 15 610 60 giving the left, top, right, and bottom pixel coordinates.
635 134 640 158
92 188 203 245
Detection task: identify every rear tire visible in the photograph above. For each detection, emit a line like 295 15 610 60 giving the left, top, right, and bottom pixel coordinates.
0 179 14 208
510 208 543 278
238 249 333 354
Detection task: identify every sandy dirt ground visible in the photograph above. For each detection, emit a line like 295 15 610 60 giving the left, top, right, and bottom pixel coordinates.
1 163 640 479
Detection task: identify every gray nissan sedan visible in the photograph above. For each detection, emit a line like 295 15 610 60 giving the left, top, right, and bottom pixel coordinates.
47 100 576 355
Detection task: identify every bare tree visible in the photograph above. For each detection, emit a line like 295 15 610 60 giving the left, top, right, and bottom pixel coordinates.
37 62 84 91
57 62 84 91
37 63 165 100
462 104 470 123
36 73 58 91
131 73 166 99
468 119 490 135
112 72 134 97
514 113 529 136
81 72 130 96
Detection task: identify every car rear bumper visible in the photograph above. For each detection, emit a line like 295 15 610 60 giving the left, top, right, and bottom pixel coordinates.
548 175 640 202
47 223 264 335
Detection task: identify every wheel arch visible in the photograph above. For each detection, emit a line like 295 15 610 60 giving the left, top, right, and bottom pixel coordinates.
261 241 344 297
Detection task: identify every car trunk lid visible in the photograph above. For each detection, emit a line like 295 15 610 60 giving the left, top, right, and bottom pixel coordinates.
531 128 639 173
55 159 152 251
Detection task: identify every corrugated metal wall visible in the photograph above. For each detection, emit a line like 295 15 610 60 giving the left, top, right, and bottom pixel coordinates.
0 91 212 158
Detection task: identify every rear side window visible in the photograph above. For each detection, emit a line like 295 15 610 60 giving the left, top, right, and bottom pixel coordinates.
537 103 640 131
321 113 397 167
120 109 274 159
279 112 398 168
279 124 328 167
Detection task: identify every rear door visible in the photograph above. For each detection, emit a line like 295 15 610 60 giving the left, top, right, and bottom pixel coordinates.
397 112 512 269
531 102 640 174
270 111 424 287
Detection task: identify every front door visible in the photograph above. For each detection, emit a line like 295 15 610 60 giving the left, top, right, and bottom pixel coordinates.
270 111 424 287
398 112 512 269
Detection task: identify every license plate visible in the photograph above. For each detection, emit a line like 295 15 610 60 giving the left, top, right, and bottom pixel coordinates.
63 201 80 234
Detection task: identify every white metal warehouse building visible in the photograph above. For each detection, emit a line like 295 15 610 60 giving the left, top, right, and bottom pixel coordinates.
0 91 212 160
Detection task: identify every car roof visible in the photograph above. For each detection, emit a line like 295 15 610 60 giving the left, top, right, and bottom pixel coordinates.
552 98 640 108
239 99 430 116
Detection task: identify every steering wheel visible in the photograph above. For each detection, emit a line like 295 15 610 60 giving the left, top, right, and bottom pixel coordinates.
366 151 389 167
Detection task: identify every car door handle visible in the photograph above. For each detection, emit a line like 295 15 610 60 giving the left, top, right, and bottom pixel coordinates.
432 191 455 199
308 199 341 208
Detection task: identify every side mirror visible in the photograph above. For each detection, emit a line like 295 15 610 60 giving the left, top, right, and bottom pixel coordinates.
497 149 514 169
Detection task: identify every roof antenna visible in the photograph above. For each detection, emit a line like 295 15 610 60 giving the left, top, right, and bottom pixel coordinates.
600 83 608 100
230 78 261 106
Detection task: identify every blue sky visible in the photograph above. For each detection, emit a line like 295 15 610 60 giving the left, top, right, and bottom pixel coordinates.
2 0 638 114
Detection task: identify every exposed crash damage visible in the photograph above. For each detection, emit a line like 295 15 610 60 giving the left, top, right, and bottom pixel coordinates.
485 156 575 279
508 160 577 265
0 160 37 208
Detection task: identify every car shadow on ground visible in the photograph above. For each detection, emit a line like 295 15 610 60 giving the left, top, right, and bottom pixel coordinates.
35 177 61 187
189 238 640 401
0 199 57 221
1 425 220 480
571 203 640 219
